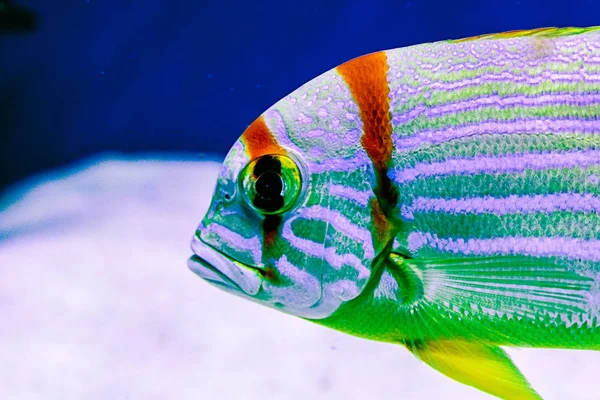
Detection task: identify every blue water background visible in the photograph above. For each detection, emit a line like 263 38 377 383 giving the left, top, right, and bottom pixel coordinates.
1 0 596 189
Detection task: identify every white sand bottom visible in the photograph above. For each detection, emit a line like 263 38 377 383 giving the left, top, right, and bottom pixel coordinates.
0 154 597 400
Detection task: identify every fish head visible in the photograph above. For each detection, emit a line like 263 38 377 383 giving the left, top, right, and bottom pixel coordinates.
189 70 384 319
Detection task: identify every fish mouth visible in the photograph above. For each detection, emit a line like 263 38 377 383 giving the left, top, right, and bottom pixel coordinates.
188 232 262 295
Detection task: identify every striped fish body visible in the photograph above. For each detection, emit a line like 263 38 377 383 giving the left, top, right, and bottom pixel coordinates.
190 27 600 400
282 28 600 347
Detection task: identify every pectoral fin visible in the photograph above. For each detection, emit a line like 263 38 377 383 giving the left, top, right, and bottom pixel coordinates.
380 253 594 398
407 340 541 400
384 253 593 334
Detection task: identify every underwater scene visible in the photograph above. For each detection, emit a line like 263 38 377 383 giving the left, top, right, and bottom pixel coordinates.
2 1 600 399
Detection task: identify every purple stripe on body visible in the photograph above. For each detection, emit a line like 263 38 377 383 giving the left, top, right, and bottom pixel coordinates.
308 152 372 173
394 119 600 151
328 184 372 207
407 54 600 75
281 219 370 279
392 93 600 126
390 71 600 102
207 223 262 264
402 193 600 219
297 206 375 259
407 232 600 261
396 149 600 184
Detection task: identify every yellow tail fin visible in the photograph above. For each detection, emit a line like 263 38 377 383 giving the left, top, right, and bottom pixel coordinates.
407 340 541 400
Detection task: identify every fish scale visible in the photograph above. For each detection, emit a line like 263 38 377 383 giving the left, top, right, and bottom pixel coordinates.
190 27 600 400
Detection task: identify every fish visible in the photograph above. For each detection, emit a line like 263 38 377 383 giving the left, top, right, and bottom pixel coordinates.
188 27 600 399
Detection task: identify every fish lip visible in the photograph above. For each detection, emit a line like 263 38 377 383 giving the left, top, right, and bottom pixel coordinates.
188 232 262 295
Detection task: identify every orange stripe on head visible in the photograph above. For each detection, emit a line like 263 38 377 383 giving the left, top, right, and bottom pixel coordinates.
241 115 286 160
240 116 286 256
337 51 398 216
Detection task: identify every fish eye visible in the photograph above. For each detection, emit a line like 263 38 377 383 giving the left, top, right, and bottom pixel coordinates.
240 154 302 215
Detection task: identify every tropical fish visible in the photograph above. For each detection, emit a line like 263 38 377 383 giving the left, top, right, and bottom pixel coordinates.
189 27 600 399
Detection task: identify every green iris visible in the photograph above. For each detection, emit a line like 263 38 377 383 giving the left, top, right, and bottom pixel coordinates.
240 154 302 215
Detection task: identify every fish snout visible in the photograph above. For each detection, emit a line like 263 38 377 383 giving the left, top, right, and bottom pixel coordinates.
188 232 262 296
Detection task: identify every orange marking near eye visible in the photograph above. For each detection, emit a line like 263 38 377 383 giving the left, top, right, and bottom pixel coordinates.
241 115 286 160
262 214 281 254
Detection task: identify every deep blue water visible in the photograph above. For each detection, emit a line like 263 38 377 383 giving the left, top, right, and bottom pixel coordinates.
0 0 597 189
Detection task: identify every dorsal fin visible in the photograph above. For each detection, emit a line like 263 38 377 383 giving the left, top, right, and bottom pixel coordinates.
450 26 600 43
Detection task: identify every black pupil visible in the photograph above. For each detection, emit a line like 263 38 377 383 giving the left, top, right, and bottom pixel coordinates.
255 172 283 199
251 155 286 213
